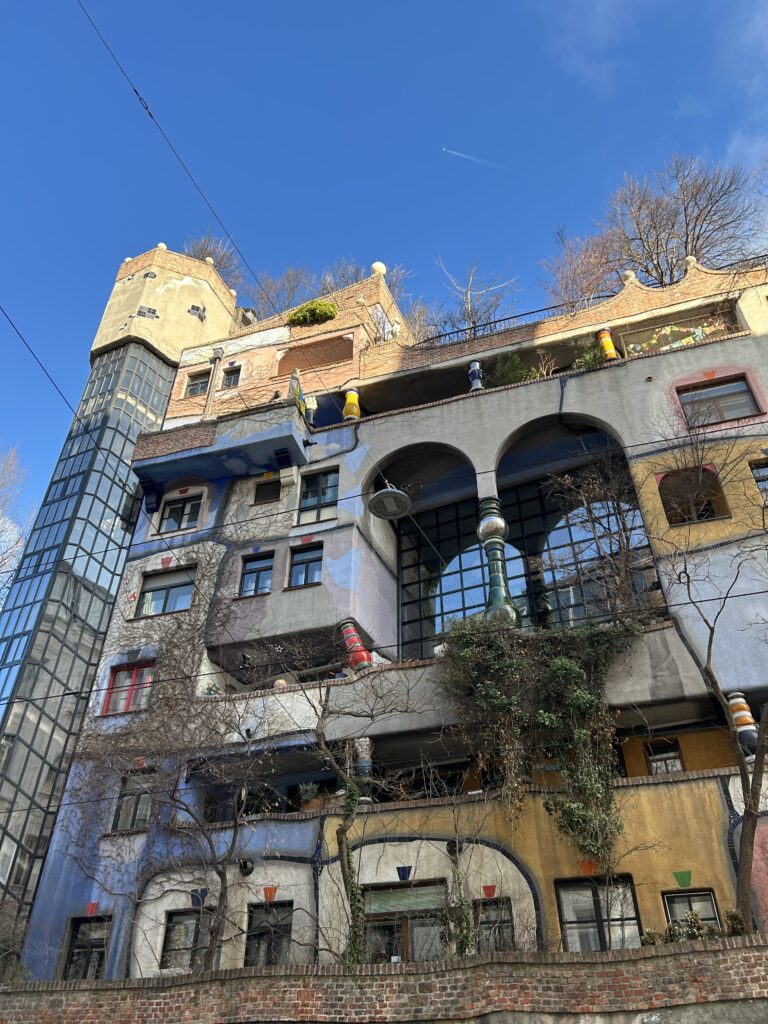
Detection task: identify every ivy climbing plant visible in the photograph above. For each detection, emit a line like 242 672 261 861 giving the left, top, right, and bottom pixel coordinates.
442 618 637 868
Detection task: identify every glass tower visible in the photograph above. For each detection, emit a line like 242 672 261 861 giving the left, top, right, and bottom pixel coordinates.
0 244 234 939
0 344 174 918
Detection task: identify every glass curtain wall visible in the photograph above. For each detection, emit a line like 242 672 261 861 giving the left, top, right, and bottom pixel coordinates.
0 343 174 915
399 438 651 659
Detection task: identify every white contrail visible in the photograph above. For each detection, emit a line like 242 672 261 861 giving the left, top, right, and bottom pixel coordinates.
442 147 511 172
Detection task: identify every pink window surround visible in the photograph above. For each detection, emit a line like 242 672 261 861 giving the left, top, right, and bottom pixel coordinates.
102 663 155 715
669 366 767 430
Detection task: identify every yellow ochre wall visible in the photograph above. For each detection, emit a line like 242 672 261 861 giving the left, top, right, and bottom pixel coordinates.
621 728 737 777
323 772 736 946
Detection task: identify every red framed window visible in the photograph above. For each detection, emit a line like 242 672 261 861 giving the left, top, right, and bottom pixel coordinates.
102 663 154 715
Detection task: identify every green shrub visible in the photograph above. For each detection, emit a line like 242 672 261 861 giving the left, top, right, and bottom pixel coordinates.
286 299 338 327
570 348 606 372
488 353 536 387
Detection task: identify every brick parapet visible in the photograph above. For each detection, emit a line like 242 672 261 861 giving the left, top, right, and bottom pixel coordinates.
1 937 766 1022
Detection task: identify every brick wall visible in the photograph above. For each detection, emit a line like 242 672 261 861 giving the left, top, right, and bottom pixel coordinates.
2 937 766 1024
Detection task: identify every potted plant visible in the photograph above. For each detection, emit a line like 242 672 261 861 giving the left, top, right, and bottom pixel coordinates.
298 781 323 811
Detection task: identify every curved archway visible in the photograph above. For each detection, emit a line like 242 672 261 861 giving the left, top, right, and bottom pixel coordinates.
367 444 481 659
495 417 653 626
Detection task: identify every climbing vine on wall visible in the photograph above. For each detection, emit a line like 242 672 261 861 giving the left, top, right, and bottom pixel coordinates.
442 618 637 866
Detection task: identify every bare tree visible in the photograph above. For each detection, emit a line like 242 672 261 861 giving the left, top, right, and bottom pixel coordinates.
0 446 26 608
434 258 515 337
183 234 244 292
543 156 766 304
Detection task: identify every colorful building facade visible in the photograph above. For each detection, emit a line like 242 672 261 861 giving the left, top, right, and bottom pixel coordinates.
21 251 768 980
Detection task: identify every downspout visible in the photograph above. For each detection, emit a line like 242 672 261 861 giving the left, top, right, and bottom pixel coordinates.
202 346 224 420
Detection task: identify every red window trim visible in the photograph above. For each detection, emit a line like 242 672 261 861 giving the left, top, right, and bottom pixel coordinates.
102 662 155 716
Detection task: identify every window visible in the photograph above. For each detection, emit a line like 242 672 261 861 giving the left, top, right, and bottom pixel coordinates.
186 371 210 397
240 554 273 597
113 774 153 831
364 883 446 962
63 917 110 980
222 367 241 389
159 494 202 533
136 569 195 617
556 877 640 952
102 662 154 714
678 378 759 426
645 738 683 775
298 470 339 524
188 304 206 322
160 910 209 972
751 462 768 503
658 468 729 526
254 478 281 504
474 897 515 951
664 891 719 930
137 305 158 319
288 545 323 588
143 271 157 279
244 902 293 966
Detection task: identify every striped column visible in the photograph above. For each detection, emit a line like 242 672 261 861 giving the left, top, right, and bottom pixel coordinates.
728 691 759 762
339 619 373 670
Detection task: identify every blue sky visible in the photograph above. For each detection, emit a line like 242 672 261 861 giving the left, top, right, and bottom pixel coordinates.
2 0 767 512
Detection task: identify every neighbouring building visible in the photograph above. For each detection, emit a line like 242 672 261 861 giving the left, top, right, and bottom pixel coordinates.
0 246 235 931
16 250 768 1015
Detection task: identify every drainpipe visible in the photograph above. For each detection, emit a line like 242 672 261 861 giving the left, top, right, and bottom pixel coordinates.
202 346 224 420
477 497 519 624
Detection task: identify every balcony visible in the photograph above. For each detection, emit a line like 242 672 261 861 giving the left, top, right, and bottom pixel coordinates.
132 403 311 494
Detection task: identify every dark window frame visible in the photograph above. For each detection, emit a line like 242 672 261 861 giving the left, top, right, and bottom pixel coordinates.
221 366 241 389
137 306 158 319
645 738 684 775
160 908 210 972
240 553 274 597
288 545 323 588
677 376 760 427
158 493 202 534
185 371 210 398
363 880 447 963
62 916 111 981
663 889 720 929
750 461 768 504
253 478 281 505
658 467 730 526
102 661 155 715
555 876 641 952
112 773 153 832
136 569 195 618
244 901 294 966
473 896 516 951
298 469 339 524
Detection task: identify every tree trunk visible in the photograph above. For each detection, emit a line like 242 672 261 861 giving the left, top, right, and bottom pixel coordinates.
737 804 758 929
336 781 365 963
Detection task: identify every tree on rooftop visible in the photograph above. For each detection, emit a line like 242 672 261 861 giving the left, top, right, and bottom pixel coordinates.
543 156 765 306
183 233 244 292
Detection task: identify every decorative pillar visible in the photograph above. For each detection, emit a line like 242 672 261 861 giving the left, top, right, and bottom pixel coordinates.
468 360 484 392
477 497 519 624
728 692 759 762
343 387 361 420
339 619 373 670
354 736 373 802
304 395 318 426
288 368 306 416
596 327 619 361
